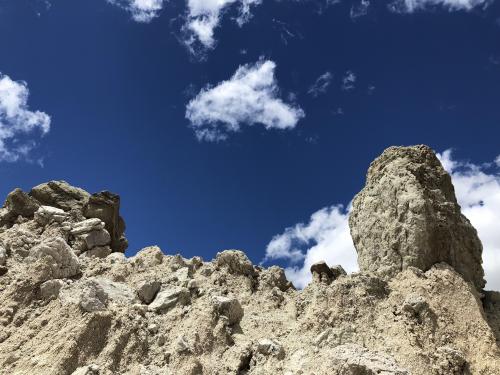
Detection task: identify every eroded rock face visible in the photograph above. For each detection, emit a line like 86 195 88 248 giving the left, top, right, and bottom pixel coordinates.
349 145 485 289
0 155 499 375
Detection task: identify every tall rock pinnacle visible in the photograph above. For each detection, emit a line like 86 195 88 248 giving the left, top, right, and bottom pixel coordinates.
349 145 485 290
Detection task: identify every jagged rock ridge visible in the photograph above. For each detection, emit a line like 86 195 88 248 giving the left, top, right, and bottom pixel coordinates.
0 146 499 375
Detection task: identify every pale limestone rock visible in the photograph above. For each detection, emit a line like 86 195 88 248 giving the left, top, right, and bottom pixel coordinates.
40 279 66 299
212 295 243 325
136 280 161 304
71 364 100 375
34 205 68 225
215 250 255 276
82 246 112 259
4 188 40 218
131 246 164 270
30 181 90 211
349 145 485 289
0 246 6 266
71 219 105 236
148 286 190 313
82 229 111 249
28 237 80 281
256 339 285 359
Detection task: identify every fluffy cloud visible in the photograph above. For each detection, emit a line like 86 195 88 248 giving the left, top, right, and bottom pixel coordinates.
265 150 500 291
0 73 51 162
183 0 261 53
107 0 165 22
307 72 333 97
185 60 305 141
388 0 489 13
264 205 356 289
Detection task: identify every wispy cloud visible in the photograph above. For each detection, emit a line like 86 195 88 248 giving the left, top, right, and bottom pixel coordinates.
350 0 370 19
0 73 51 162
341 70 357 91
307 71 333 97
182 0 261 55
265 149 500 291
107 0 166 22
185 60 305 141
388 0 490 13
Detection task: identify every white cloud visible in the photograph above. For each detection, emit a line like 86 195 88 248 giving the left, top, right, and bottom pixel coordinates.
0 73 51 162
183 0 261 53
437 150 500 291
185 60 305 141
350 0 370 19
264 205 357 289
388 0 490 13
341 70 356 91
265 149 500 291
307 72 333 97
107 0 165 22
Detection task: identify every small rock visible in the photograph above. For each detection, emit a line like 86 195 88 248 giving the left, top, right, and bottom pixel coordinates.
136 280 161 304
132 246 164 270
107 252 126 263
0 246 7 266
34 206 68 225
256 339 285 359
71 218 105 236
82 229 111 249
175 335 190 353
212 295 244 325
330 265 347 279
310 261 335 282
40 279 66 299
402 295 429 315
148 286 190 313
148 324 159 334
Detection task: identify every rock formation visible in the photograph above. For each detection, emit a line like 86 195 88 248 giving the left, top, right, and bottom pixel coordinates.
349 145 485 290
0 147 499 375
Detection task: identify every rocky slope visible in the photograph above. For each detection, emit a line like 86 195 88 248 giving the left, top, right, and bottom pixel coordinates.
0 145 499 375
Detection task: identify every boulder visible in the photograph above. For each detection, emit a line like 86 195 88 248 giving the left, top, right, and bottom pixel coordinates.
148 286 190 313
4 188 40 218
28 237 80 281
82 246 112 259
71 219 105 236
212 295 244 325
40 279 66 300
30 181 90 211
136 280 161 304
82 229 111 249
83 191 128 253
215 250 255 277
349 145 485 289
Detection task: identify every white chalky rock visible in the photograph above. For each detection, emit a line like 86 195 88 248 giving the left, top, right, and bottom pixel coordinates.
28 237 80 280
40 279 66 299
82 229 111 249
149 286 190 313
71 218 105 235
34 206 68 225
212 295 244 325
0 246 6 266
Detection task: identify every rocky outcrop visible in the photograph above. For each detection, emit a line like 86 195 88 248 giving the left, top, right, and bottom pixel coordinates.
0 148 499 375
349 145 485 290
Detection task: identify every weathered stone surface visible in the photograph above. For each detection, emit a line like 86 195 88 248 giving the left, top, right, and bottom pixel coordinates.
30 181 90 211
136 280 161 304
4 188 40 218
212 295 244 325
131 246 164 269
0 246 6 266
215 250 255 276
329 344 409 375
349 145 485 289
83 191 128 253
71 364 100 375
34 206 68 225
148 286 190 313
82 229 111 249
82 246 112 259
28 237 80 281
71 218 105 235
40 279 66 300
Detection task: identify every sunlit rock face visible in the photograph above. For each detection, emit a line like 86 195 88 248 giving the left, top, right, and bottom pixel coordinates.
349 145 485 290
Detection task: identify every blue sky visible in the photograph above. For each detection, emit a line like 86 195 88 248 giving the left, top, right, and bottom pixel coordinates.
1 0 500 288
